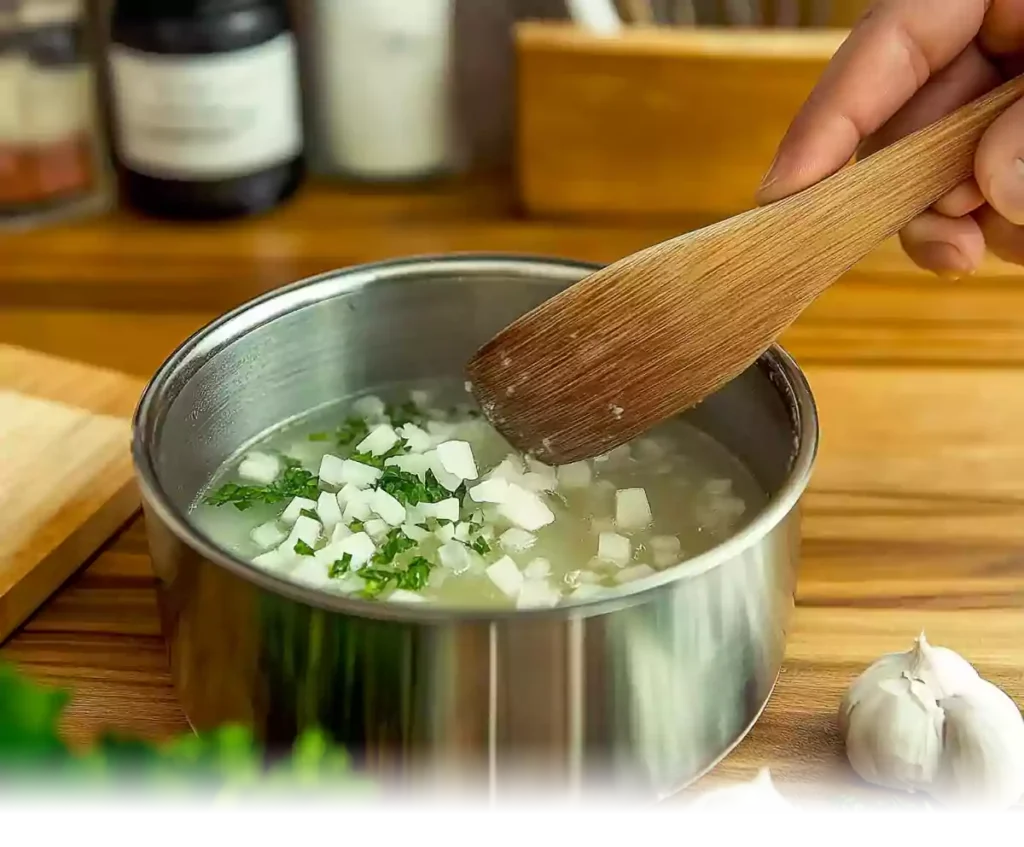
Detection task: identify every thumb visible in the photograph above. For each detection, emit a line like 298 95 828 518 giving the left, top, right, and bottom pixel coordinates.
975 96 1024 225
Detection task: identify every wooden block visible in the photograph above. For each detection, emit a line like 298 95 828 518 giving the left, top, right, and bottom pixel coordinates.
516 23 845 218
0 344 143 643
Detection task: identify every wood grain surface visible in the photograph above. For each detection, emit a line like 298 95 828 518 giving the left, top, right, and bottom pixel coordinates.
0 346 143 645
516 24 845 218
1 181 1024 801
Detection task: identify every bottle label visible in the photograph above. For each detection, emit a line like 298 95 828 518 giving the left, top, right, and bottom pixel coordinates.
109 34 303 181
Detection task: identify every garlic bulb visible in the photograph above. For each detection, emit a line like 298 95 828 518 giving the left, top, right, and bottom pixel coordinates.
689 768 792 811
840 632 1024 808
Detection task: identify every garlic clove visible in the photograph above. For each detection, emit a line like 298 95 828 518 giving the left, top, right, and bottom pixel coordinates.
843 674 944 793
934 679 1024 810
909 632 981 700
689 767 792 811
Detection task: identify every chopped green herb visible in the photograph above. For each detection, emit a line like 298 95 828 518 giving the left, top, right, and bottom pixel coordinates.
377 467 451 507
358 568 397 599
300 508 320 521
329 553 353 579
470 536 491 555
350 439 408 471
294 539 316 556
336 417 370 448
831 794 937 815
204 466 320 511
349 451 384 470
371 528 416 566
348 520 364 532
396 557 432 591
307 432 332 442
387 401 423 428
0 663 380 815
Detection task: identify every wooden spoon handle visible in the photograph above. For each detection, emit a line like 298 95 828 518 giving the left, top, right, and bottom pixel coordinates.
774 75 1024 258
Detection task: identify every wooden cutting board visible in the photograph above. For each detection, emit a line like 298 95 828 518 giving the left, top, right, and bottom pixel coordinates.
0 344 144 643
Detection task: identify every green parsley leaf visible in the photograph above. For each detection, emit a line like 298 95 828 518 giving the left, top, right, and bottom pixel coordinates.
294 539 316 556
0 662 370 790
387 401 423 428
300 508 320 521
358 568 397 599
204 466 320 512
371 528 416 566
329 553 353 579
336 417 370 448
470 536 491 555
831 794 937 815
307 432 332 442
396 557 432 591
377 467 451 507
348 520 364 532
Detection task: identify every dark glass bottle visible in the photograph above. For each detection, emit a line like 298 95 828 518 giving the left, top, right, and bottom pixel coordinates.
107 0 305 221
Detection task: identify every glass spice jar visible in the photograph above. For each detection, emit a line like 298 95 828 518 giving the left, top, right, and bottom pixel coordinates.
0 0 112 227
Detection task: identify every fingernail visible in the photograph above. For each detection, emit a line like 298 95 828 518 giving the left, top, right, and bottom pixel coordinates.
758 150 783 195
987 156 1024 225
915 242 974 278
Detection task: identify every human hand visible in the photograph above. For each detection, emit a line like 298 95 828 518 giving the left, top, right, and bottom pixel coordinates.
756 0 1024 277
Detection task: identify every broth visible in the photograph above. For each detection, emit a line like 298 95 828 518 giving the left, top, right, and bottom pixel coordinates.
189 380 767 609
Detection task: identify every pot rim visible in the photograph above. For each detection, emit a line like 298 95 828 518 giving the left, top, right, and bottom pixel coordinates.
131 253 819 624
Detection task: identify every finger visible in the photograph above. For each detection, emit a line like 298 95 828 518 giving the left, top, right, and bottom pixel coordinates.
757 0 988 205
979 0 1024 55
933 179 986 218
860 43 1000 157
975 97 1024 225
976 204 1024 264
899 210 987 275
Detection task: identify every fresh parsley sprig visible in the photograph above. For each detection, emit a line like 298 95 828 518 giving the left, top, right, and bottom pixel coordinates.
204 464 320 512
0 663 378 815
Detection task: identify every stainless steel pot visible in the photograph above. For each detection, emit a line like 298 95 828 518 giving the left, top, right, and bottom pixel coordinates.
132 255 818 799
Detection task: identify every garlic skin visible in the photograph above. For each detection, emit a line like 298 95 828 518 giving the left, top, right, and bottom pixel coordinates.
840 632 1024 808
690 768 793 811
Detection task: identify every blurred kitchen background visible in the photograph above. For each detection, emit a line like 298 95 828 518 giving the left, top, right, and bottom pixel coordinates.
0 0 871 231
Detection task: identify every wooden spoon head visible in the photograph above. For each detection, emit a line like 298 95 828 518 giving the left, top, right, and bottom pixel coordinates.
465 219 809 465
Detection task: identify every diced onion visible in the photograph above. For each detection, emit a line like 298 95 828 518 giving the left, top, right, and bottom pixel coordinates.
389 589 427 604
316 491 342 532
597 531 631 567
290 558 333 589
422 498 460 524
435 523 456 543
435 440 479 481
356 423 399 457
486 556 524 599
615 487 652 530
363 518 390 541
342 498 372 524
397 423 432 453
250 521 286 550
516 579 561 609
335 531 376 568
524 558 551 580
424 450 463 492
352 395 386 420
497 484 554 531
281 497 317 526
238 452 281 485
556 461 592 490
385 453 430 480
318 454 347 487
469 478 510 504
401 523 430 542
439 540 471 573
370 488 407 526
282 515 321 553
340 459 383 488
499 527 536 554
615 563 656 584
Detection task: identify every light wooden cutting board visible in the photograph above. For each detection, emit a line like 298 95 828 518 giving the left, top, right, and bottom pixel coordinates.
0 344 144 643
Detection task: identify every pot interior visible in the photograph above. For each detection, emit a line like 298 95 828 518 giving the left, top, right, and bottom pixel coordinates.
140 256 809 543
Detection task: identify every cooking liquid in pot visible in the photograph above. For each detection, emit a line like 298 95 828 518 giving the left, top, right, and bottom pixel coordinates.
190 380 766 608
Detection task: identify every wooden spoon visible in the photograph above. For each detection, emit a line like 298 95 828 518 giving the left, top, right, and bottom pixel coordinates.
466 75 1024 466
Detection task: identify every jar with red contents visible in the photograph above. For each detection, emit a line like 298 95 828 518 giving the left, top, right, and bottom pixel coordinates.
0 0 112 226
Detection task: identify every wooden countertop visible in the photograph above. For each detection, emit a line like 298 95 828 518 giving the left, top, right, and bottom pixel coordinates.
3 178 1024 800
